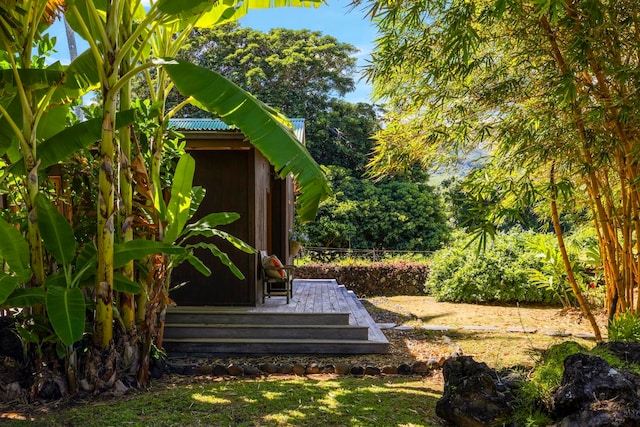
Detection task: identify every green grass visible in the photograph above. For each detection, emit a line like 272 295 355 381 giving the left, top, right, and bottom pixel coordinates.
5 376 443 427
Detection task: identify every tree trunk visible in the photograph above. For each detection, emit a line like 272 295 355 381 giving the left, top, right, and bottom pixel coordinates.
94 0 120 350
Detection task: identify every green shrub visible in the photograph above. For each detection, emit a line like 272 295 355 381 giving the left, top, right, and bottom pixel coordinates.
301 166 451 251
510 342 587 426
608 310 640 342
425 230 561 304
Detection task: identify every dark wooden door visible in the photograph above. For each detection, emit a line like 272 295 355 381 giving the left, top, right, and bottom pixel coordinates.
170 149 254 306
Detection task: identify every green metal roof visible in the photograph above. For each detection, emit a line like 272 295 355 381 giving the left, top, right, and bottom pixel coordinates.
168 118 305 143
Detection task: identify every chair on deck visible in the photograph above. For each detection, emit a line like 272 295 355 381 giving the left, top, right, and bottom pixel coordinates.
260 250 294 304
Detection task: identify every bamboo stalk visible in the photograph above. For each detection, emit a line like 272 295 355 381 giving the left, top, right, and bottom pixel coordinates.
550 162 602 340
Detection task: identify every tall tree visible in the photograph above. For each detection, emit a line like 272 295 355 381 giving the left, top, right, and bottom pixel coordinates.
304 166 450 250
172 22 358 119
307 99 380 177
161 23 377 173
358 0 640 336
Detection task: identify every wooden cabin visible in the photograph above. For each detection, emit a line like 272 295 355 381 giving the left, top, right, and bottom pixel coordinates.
168 118 302 306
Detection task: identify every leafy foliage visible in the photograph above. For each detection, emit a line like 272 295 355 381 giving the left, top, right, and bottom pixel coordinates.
301 166 450 251
608 311 640 343
360 0 640 320
171 22 357 119
511 341 587 426
426 230 565 304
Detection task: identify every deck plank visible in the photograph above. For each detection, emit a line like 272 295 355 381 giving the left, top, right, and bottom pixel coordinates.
165 279 389 354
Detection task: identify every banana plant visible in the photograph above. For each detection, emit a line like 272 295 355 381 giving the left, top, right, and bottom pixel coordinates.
0 193 186 345
130 151 255 384
63 0 328 351
0 0 81 290
132 152 255 299
162 153 256 278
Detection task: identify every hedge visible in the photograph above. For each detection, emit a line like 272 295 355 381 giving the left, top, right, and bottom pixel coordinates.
295 261 430 297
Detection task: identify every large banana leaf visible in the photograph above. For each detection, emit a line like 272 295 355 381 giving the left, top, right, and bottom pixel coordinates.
8 109 136 176
35 193 76 266
163 60 330 222
0 274 20 306
163 153 196 244
157 0 322 24
0 215 30 280
46 285 85 346
185 253 211 277
0 96 21 156
185 223 256 255
1 287 46 309
188 242 245 279
0 63 92 149
113 240 186 269
113 272 143 294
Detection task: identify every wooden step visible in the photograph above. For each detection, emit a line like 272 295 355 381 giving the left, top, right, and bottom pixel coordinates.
162 279 390 356
165 309 350 326
163 337 389 355
163 323 370 340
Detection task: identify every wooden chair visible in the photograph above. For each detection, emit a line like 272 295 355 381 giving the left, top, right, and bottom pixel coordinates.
260 250 294 304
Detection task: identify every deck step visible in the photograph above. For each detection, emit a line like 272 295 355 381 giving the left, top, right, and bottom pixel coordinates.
162 279 390 355
165 310 350 326
163 337 389 355
163 323 370 340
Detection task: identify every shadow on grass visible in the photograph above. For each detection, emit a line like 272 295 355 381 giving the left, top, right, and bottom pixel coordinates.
360 298 451 325
6 376 448 427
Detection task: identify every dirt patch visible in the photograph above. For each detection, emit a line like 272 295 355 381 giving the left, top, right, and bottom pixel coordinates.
364 296 607 335
362 296 607 369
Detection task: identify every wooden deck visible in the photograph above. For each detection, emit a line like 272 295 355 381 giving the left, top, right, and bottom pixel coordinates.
252 279 387 343
164 279 389 355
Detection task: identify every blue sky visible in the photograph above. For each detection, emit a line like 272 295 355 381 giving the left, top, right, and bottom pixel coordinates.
48 2 376 103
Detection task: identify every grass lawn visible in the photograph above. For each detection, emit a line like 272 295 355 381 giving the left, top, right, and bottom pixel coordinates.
4 376 444 427
2 296 605 426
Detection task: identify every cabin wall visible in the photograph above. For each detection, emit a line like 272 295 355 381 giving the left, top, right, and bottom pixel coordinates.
169 132 296 307
254 152 270 304
171 143 257 306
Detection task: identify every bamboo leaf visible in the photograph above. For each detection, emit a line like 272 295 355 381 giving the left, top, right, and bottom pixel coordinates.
162 59 330 222
35 193 76 266
46 285 85 346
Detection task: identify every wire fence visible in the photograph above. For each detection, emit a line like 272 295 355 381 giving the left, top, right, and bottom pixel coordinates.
300 246 433 263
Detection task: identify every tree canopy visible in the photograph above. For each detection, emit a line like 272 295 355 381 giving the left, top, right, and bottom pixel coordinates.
168 22 357 118
359 0 640 328
304 166 450 251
